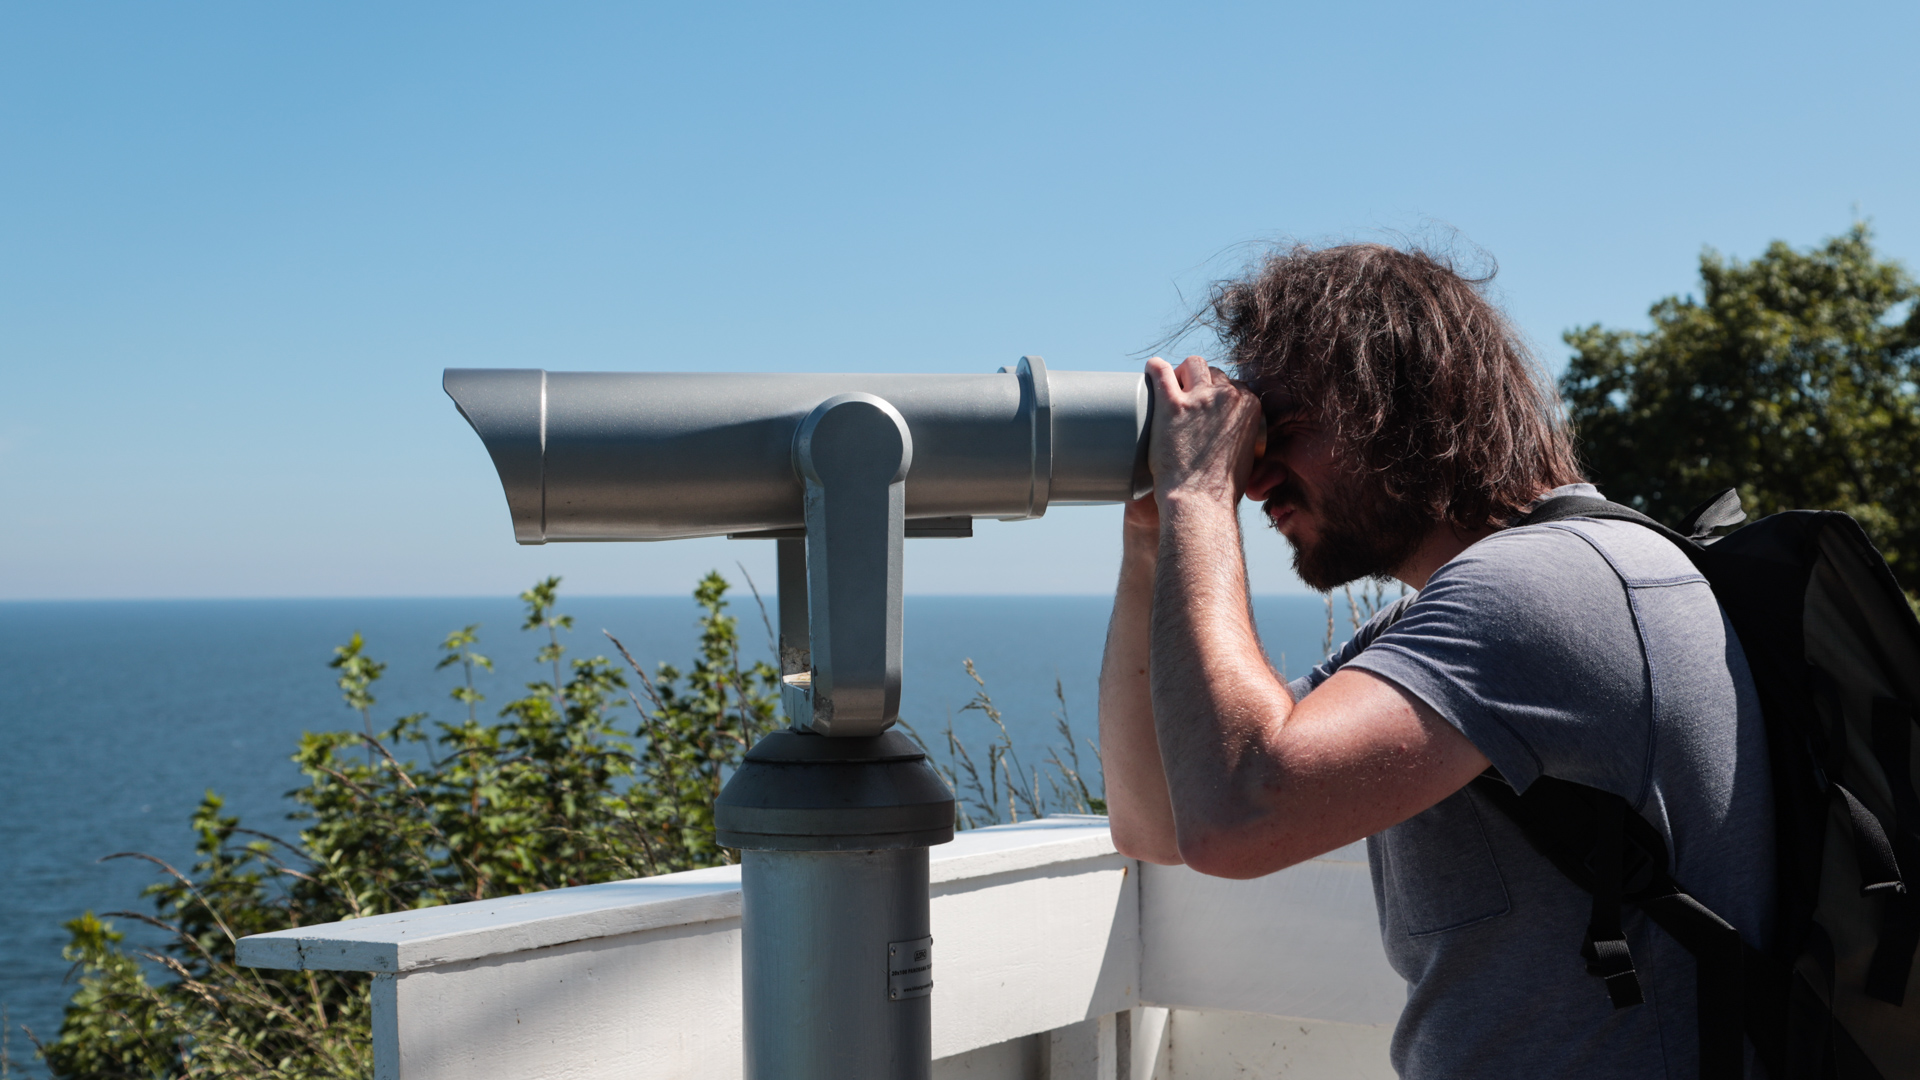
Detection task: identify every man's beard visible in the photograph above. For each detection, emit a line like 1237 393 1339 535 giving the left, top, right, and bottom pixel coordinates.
1265 472 1431 592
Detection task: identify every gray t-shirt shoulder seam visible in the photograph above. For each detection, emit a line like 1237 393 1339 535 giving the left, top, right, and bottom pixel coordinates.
1540 520 1680 811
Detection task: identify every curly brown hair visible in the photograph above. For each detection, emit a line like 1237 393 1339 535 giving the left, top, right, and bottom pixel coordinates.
1208 242 1583 531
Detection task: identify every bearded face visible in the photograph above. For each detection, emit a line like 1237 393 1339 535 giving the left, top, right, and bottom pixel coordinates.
1262 462 1431 592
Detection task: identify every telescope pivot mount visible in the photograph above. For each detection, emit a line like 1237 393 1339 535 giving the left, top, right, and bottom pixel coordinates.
792 392 910 737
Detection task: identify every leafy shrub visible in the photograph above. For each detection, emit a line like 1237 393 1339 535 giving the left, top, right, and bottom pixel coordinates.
33 573 777 1079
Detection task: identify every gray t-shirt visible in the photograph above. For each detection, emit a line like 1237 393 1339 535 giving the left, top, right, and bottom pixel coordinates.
1289 491 1775 1079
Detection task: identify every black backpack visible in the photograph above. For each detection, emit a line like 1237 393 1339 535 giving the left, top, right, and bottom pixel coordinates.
1485 490 1920 1080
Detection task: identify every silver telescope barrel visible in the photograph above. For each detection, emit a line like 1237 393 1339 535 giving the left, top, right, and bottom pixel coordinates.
442 358 1152 543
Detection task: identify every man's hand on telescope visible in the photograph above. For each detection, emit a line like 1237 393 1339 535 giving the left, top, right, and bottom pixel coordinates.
1142 356 1265 509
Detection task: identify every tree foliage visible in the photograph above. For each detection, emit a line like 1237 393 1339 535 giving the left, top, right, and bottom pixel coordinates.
35 574 778 1079
1561 225 1920 589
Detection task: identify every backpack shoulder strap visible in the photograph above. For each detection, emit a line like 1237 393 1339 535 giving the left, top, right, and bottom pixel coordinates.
1472 774 1660 1008
1472 773 1757 1080
1514 494 1707 567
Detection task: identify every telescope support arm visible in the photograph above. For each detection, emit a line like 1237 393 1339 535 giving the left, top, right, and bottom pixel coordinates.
792 393 912 737
775 538 812 724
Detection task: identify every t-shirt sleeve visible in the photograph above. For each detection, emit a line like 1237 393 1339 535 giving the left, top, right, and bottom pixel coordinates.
1290 593 1417 700
1342 526 1653 797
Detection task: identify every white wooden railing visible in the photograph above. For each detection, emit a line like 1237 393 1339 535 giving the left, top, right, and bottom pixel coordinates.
238 816 1403 1079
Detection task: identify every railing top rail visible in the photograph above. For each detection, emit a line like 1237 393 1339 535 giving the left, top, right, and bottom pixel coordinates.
237 816 1119 975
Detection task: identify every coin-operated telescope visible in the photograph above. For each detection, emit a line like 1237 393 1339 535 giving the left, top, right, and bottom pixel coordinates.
446 358 1149 1080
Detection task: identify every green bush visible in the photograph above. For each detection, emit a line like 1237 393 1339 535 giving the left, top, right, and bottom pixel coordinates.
35 573 778 1079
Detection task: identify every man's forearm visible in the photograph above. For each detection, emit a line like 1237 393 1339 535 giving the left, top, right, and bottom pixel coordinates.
1150 493 1295 866
1098 521 1182 864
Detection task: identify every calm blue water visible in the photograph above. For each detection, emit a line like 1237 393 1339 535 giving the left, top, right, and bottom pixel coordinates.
0 592 1335 1050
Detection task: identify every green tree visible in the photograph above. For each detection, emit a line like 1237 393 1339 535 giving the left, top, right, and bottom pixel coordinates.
1561 225 1920 589
36 574 778 1079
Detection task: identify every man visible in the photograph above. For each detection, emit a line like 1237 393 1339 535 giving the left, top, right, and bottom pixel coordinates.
1098 243 1774 1078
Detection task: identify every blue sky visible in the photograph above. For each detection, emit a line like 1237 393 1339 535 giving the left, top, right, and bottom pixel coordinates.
2 1 1914 599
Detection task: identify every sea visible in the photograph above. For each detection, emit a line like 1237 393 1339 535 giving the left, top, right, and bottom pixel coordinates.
0 593 1340 1053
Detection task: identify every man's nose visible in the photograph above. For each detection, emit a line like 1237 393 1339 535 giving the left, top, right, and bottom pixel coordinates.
1244 451 1288 501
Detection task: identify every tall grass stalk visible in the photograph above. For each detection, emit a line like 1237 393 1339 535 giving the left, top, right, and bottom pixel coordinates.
903 660 1104 829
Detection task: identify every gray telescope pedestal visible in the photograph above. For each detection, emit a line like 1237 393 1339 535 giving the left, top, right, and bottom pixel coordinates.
716 732 955 1080
716 390 957 1079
